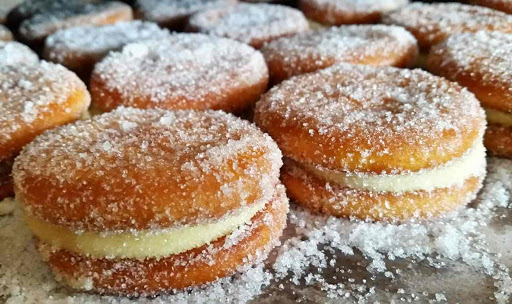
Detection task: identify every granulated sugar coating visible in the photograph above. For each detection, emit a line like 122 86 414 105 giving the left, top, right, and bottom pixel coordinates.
0 24 12 41
382 2 512 49
135 0 238 28
44 21 170 72
0 41 39 67
1 157 512 303
187 3 310 49
261 25 418 83
90 34 268 112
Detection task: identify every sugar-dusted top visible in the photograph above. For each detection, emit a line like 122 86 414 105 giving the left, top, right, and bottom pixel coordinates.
0 61 89 161
18 1 133 42
261 24 417 82
428 31 512 112
91 33 267 111
382 3 512 49
44 21 170 65
0 41 39 67
136 0 238 25
254 64 485 173
301 0 409 14
0 25 12 41
188 3 310 48
14 108 282 232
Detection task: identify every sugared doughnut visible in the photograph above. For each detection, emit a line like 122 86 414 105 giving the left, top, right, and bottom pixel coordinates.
261 24 418 84
90 33 268 113
299 0 409 25
17 1 133 48
466 0 512 14
0 62 90 200
0 41 39 66
44 21 169 81
254 64 486 221
382 3 512 50
427 31 512 159
13 108 288 295
0 24 12 41
135 0 238 29
187 3 310 49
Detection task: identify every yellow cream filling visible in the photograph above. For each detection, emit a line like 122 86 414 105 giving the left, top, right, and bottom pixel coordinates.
486 108 512 127
27 201 266 259
303 142 486 193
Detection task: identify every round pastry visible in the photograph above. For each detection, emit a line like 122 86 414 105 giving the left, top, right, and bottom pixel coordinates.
17 1 133 48
90 33 268 113
187 3 310 49
466 0 512 14
261 24 418 84
44 21 169 81
299 0 409 25
13 107 288 295
427 31 512 159
135 0 238 29
382 3 512 50
0 41 39 66
0 61 90 200
0 24 12 41
254 63 486 221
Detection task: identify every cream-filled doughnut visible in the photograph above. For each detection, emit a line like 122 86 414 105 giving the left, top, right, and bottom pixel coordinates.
13 108 288 295
0 62 90 200
254 63 486 221
44 21 170 81
261 24 418 84
135 0 238 29
427 31 512 159
382 3 512 51
187 3 310 49
90 33 268 113
0 41 39 66
300 0 409 25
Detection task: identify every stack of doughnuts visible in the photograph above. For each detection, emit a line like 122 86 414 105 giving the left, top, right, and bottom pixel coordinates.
254 64 487 221
13 108 288 295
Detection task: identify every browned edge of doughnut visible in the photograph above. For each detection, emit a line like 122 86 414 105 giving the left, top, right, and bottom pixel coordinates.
485 124 512 159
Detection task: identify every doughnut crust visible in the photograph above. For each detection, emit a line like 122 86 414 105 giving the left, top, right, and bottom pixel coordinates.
261 24 418 84
36 189 288 295
484 124 512 158
299 0 409 25
382 3 512 50
282 161 483 221
187 3 310 49
253 64 485 174
13 108 282 232
466 0 512 14
90 34 268 113
0 25 12 41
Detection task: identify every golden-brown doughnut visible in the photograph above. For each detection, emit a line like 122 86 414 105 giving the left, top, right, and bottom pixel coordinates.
0 62 90 200
300 0 409 25
254 64 486 221
427 31 512 159
382 3 512 50
135 0 238 30
17 1 133 48
13 108 288 295
44 21 169 81
261 24 418 84
466 0 512 14
0 41 39 66
187 3 310 49
90 33 268 113
0 24 12 41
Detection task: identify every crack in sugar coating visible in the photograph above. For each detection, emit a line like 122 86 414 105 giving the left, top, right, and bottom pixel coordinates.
187 3 310 49
44 21 170 72
18 1 133 43
261 24 418 83
299 0 409 25
382 3 512 50
0 25 12 41
13 108 283 232
90 33 268 112
254 63 485 174
427 31 512 113
0 61 90 162
0 41 39 67
136 0 238 27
